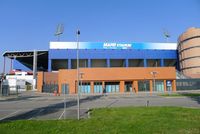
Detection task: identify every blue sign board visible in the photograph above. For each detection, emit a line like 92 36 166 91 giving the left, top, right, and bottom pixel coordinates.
166 80 172 87
50 42 177 50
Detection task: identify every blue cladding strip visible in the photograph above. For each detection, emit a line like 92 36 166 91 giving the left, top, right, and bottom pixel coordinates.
49 49 177 59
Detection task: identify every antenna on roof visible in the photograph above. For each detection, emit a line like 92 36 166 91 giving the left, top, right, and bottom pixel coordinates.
163 29 170 43
55 24 64 41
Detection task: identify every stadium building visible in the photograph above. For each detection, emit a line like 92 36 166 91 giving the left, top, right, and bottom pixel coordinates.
2 27 200 94
3 42 178 94
178 27 200 78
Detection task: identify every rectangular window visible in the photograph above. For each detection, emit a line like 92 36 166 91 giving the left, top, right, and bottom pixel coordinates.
128 59 144 67
138 80 150 92
94 82 103 93
79 82 90 94
105 82 120 93
125 81 133 92
110 59 126 67
155 80 164 92
51 59 68 71
71 59 88 69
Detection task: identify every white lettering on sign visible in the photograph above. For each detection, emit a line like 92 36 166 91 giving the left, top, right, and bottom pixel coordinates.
103 43 132 49
103 43 117 47
117 43 132 48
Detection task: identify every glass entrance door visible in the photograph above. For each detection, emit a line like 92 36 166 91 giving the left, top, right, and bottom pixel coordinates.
105 82 120 93
125 81 132 92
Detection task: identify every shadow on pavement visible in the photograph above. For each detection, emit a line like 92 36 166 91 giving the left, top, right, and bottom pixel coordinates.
0 96 40 102
190 96 200 104
177 92 200 104
0 95 103 122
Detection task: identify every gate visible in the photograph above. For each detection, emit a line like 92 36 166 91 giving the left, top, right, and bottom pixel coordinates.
42 83 58 93
0 80 9 96
1 85 9 96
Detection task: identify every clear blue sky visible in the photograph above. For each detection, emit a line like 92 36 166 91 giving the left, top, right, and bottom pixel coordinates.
0 0 200 72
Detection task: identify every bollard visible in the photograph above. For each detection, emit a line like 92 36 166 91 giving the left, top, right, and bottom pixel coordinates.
146 100 149 107
87 108 90 119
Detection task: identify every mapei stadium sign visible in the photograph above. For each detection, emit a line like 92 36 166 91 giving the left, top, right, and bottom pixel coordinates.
50 42 177 50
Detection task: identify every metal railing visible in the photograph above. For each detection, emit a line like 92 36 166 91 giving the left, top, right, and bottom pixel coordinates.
176 78 200 90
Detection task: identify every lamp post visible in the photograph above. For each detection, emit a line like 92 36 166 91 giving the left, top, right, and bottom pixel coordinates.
76 29 80 120
150 71 157 92
64 84 66 119
80 72 84 94
144 78 146 93
33 50 37 90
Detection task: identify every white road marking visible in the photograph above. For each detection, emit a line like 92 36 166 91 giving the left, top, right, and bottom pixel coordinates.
59 110 65 119
0 110 21 121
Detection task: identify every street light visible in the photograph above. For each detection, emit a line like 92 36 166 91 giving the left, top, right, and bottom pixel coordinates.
76 29 80 120
80 72 84 94
150 71 157 92
143 78 146 93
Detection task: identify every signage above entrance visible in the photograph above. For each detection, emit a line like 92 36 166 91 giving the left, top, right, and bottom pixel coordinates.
50 42 177 50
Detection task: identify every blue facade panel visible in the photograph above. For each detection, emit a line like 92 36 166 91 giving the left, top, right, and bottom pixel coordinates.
48 49 177 71
49 49 177 60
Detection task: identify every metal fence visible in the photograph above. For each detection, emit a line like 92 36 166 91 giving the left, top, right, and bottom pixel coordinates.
0 84 23 96
176 79 200 91
42 83 58 93
0 77 34 96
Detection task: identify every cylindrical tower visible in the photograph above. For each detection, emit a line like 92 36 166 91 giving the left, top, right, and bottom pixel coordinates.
178 27 200 78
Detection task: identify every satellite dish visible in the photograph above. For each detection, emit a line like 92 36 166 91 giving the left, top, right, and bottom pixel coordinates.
55 24 64 41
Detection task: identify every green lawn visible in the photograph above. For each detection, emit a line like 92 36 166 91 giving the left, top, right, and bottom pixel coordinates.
1 107 200 134
160 93 200 97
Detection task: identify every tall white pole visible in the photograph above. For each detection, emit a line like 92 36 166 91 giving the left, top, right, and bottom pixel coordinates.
64 84 66 119
76 30 80 120
153 74 155 92
151 71 157 92
33 50 37 90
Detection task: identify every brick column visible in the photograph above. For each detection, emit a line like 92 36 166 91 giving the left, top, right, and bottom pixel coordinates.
133 81 138 93
150 80 153 94
172 80 176 92
102 81 105 89
120 81 125 93
164 80 167 92
102 81 105 93
90 81 94 94
37 72 44 92
132 81 134 93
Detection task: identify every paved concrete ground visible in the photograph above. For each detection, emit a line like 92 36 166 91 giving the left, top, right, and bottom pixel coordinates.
0 91 200 121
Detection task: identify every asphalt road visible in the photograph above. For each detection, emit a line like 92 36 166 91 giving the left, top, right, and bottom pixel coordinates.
0 91 200 121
